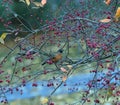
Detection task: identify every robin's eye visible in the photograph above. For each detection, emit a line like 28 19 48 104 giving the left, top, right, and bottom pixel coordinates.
52 57 55 59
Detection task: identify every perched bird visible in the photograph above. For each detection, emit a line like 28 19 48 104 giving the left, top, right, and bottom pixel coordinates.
42 49 63 65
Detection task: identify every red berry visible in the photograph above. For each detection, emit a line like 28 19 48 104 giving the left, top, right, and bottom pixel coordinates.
0 80 3 83
49 102 54 105
94 99 100 103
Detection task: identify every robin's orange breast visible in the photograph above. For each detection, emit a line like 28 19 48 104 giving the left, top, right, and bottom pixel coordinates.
51 54 62 63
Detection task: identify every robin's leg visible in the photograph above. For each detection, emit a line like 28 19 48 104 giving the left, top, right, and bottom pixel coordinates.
54 63 59 70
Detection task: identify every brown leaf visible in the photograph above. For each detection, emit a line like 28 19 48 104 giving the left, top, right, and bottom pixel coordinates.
60 67 68 73
104 0 111 5
62 75 67 82
41 0 47 6
33 2 43 7
33 0 47 8
114 7 120 22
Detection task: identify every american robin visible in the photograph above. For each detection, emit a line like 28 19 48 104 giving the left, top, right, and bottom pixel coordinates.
42 49 63 65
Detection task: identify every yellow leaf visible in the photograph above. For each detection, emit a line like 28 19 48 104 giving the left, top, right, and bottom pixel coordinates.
62 75 67 82
25 0 30 6
41 97 48 104
1 33 8 40
114 7 120 22
99 18 111 23
33 2 43 7
106 88 113 100
104 0 111 5
0 33 9 44
0 38 5 44
41 0 47 6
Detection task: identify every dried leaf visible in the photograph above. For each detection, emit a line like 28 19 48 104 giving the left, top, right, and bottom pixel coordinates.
62 75 67 82
33 0 47 8
99 19 111 23
114 7 120 22
33 2 43 7
41 97 48 104
104 0 111 5
67 65 73 70
41 0 47 6
60 67 68 73
14 37 24 42
25 0 30 6
106 63 110 68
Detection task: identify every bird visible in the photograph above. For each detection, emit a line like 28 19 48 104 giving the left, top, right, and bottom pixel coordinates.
42 49 63 65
